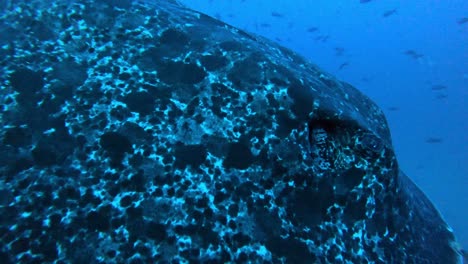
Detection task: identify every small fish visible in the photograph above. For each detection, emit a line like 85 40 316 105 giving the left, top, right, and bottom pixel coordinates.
457 17 468 25
335 47 345 56
403 49 424 59
338 62 349 70
271 12 285 18
260 23 271 28
435 94 448 99
387 106 400 111
360 0 372 3
361 77 371 83
307 27 319 33
383 9 397 18
431 84 447 91
425 137 443 144
315 35 330 42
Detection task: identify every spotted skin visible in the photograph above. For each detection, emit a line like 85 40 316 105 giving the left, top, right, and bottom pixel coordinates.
0 0 462 263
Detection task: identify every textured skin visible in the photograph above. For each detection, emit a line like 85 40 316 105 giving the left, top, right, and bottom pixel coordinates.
0 0 462 263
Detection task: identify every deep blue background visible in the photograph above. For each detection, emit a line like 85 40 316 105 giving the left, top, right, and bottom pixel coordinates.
178 0 468 250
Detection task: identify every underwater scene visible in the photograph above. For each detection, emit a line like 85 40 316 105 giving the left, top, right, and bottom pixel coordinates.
0 0 466 263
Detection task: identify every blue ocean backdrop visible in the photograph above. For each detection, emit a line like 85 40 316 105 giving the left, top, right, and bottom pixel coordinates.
179 0 468 250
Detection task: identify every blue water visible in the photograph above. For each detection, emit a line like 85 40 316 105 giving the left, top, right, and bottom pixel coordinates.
179 0 468 250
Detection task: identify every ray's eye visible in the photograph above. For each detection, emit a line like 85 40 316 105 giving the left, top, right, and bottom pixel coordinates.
307 119 339 165
309 127 327 146
307 118 338 147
